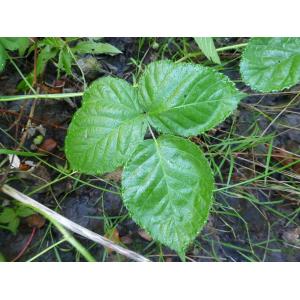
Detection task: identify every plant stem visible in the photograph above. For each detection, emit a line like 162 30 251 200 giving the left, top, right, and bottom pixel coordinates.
216 43 248 52
8 56 37 94
66 43 87 89
0 92 84 102
27 238 67 262
52 221 96 262
176 42 248 63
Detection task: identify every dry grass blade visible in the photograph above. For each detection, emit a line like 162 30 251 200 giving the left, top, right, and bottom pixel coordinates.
1 184 150 262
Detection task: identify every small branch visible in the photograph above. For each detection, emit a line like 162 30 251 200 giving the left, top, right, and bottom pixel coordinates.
1 184 150 262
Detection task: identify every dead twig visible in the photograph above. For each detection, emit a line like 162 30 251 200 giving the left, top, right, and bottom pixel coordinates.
1 184 150 262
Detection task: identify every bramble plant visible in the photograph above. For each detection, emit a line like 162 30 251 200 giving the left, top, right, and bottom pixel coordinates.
65 60 245 257
2 36 299 260
65 37 300 257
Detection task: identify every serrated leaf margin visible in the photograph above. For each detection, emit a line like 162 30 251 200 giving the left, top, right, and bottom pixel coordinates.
139 60 246 136
121 134 215 255
240 37 300 92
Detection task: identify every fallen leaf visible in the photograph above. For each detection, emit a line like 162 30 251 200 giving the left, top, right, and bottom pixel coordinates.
19 163 31 171
8 154 21 169
103 167 123 183
104 228 120 253
138 229 152 241
38 79 65 94
25 214 45 229
272 147 300 175
282 227 300 246
27 124 46 139
38 138 57 153
120 235 133 245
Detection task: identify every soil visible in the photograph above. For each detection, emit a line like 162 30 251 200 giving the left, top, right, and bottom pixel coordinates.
0 37 299 262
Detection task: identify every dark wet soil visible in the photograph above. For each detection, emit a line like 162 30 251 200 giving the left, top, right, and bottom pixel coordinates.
0 38 299 262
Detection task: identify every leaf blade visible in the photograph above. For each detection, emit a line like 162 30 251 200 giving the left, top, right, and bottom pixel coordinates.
58 47 73 75
73 41 122 56
240 37 300 92
65 77 147 175
0 44 7 72
194 37 221 64
122 135 214 254
0 37 29 55
138 60 245 136
0 208 16 223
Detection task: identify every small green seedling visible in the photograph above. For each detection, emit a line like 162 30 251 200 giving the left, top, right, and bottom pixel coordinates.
0 205 34 235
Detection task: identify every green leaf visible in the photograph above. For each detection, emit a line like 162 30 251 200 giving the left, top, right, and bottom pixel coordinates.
0 44 7 72
65 77 147 175
0 148 45 157
18 45 59 91
8 217 20 235
0 252 6 262
240 37 300 92
36 45 59 76
58 47 73 75
122 135 214 255
17 73 34 91
0 208 15 223
16 206 34 218
73 41 122 56
0 37 29 55
40 37 65 49
194 37 221 64
139 60 244 136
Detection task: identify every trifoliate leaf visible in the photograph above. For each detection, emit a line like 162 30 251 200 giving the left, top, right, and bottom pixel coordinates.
240 37 300 92
65 77 147 174
122 135 214 255
139 60 244 136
